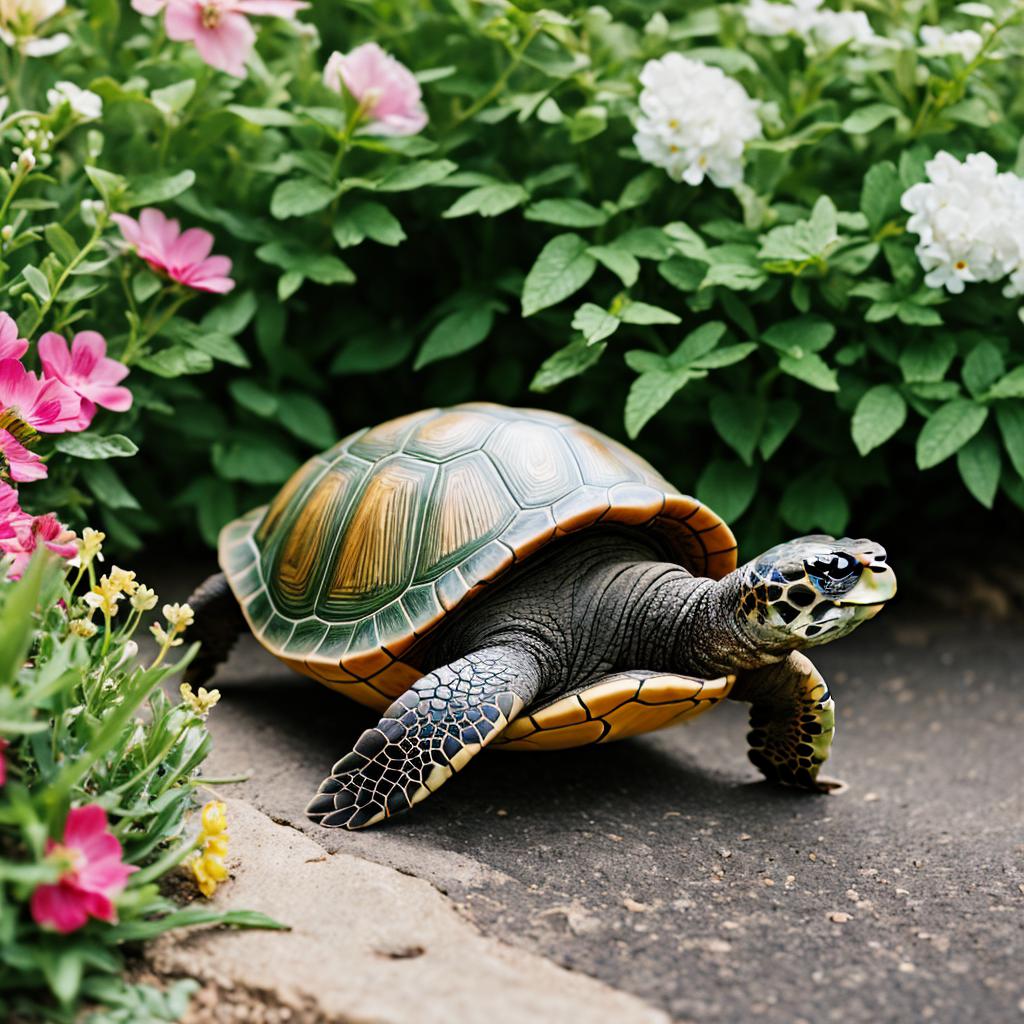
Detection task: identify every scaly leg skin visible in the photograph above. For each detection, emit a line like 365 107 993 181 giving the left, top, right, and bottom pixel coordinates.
306 646 540 830
730 651 839 794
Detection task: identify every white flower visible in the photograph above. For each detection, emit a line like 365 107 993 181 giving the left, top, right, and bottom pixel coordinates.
743 0 890 55
633 54 762 189
47 80 103 120
0 0 70 56
918 26 984 62
901 150 1024 295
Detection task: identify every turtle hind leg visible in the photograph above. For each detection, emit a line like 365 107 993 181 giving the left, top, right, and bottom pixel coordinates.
306 646 541 830
182 572 247 686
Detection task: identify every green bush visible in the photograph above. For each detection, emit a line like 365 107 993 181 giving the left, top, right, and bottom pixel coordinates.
2 0 1023 560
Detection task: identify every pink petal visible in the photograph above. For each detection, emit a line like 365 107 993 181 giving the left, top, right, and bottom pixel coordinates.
190 10 256 77
0 431 47 482
69 331 106 378
167 227 214 267
0 313 27 361
78 887 117 923
63 804 109 846
31 882 89 934
235 0 307 15
138 207 181 255
164 0 203 42
38 331 72 380
110 213 142 247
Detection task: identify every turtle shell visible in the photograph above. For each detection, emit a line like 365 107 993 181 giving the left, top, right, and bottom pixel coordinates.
219 402 737 712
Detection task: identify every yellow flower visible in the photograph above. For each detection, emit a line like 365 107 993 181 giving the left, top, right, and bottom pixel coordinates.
163 602 195 633
189 800 230 898
83 575 123 617
149 621 182 648
108 565 138 595
130 584 158 612
180 682 221 717
201 800 228 835
68 618 97 638
78 527 105 566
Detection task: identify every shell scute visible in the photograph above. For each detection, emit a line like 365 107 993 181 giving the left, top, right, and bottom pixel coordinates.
484 420 582 507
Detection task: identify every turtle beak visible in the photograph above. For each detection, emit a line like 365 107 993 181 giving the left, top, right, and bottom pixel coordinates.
836 564 897 614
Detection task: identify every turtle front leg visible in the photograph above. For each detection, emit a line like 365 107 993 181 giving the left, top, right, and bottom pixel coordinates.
729 651 838 793
306 645 541 830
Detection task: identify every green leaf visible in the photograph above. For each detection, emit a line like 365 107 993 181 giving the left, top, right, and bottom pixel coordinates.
151 78 196 114
137 346 214 377
696 459 759 520
842 103 900 134
899 335 956 382
690 342 756 369
617 170 661 211
916 400 988 469
586 245 639 286
619 301 680 326
521 234 597 316
125 169 195 207
761 315 835 355
270 177 339 219
957 431 1001 508
84 165 127 204
995 401 1024 478
278 393 335 448
85 461 140 510
701 262 766 291
443 183 528 219
332 201 405 248
0 553 52 686
672 321 727 365
851 384 907 455
779 351 839 392
710 393 760 465
44 223 78 263
227 104 301 127
962 342 1005 397
21 265 50 302
658 256 706 293
331 330 413 375
780 474 849 534
229 378 279 417
610 227 673 260
987 365 1024 400
759 399 800 459
524 198 608 228
201 290 257 336
860 161 901 233
530 338 605 392
54 432 138 459
256 243 355 285
572 303 620 345
213 440 299 484
375 159 457 192
415 303 495 369
624 369 691 438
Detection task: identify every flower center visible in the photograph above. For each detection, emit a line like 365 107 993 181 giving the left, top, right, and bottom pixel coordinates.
201 3 221 28
0 408 37 447
954 260 967 271
49 842 85 880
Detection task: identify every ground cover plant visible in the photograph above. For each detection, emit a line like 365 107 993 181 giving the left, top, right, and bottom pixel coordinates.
2 1 1024 560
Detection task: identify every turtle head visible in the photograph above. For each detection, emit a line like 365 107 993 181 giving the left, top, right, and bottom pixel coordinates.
735 535 896 650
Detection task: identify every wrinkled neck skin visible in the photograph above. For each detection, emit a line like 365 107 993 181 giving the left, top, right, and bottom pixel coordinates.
660 571 792 678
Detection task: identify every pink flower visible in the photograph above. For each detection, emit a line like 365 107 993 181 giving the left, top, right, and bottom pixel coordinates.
0 510 77 578
0 313 28 361
30 805 137 934
0 357 81 433
0 429 46 482
111 208 235 294
0 481 27 540
141 0 308 78
0 738 8 786
323 43 428 137
39 331 131 431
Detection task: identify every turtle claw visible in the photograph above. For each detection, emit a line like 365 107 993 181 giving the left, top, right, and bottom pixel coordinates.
305 792 337 818
811 774 848 795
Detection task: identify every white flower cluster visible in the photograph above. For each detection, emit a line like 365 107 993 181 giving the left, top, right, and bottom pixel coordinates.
633 54 762 189
743 0 890 55
901 151 1024 296
918 26 984 62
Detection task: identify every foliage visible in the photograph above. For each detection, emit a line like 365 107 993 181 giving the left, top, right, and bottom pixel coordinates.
2 1 1024 558
0 553 282 1020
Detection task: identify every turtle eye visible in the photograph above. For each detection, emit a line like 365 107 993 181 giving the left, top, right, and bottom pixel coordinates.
804 553 858 581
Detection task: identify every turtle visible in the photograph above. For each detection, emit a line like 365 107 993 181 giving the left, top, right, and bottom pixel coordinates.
187 402 897 830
